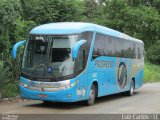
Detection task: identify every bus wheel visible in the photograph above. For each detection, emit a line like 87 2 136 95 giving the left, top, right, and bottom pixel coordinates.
43 101 52 105
86 84 96 106
126 80 135 96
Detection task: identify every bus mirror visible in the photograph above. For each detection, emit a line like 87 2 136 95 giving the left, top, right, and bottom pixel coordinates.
72 39 87 59
11 40 26 59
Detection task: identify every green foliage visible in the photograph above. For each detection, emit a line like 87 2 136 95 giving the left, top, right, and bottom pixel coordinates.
0 0 21 54
147 40 160 64
0 60 19 98
0 0 21 25
0 0 37 98
103 0 128 30
102 0 160 47
126 0 160 13
126 0 154 6
0 61 9 98
20 0 86 24
122 6 160 47
144 62 160 83
14 19 37 42
152 0 160 13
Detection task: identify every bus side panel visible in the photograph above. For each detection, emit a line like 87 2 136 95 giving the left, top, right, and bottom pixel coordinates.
72 72 88 101
88 56 118 97
86 57 144 98
115 57 131 93
127 58 144 89
87 72 105 97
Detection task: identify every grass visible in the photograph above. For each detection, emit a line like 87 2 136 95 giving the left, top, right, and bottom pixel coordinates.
2 84 19 98
144 62 160 83
0 61 19 99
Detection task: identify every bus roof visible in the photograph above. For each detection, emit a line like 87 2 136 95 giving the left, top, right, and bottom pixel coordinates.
30 22 143 43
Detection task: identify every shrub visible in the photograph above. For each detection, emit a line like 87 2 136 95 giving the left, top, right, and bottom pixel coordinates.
144 62 160 83
147 40 160 64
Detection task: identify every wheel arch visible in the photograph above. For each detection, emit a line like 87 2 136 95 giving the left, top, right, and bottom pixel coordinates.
131 76 135 88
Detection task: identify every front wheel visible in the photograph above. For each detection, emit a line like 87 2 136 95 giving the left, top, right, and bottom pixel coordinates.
126 80 135 96
86 84 96 106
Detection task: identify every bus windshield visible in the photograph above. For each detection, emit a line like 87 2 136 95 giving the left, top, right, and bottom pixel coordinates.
22 34 83 80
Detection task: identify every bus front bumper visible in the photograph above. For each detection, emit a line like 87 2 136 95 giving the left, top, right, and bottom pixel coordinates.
20 85 77 102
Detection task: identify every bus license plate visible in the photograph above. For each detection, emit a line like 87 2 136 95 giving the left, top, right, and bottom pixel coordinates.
38 94 48 98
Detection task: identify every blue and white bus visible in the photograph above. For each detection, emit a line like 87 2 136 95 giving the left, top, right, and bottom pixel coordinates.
12 22 144 105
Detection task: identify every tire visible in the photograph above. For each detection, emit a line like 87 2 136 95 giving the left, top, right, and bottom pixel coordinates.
86 84 96 106
126 80 135 96
43 101 52 105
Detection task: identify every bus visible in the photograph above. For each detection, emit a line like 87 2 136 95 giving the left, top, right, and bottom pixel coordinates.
12 22 144 105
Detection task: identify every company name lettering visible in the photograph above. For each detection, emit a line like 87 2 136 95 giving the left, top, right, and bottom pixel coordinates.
95 60 113 68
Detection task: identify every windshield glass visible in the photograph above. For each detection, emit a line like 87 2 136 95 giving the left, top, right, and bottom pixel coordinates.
22 35 80 80
22 32 93 81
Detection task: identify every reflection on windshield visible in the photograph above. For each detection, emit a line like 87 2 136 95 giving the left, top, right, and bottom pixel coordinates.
22 35 80 79
59 53 74 76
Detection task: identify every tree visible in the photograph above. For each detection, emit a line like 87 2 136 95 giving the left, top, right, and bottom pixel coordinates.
102 0 160 48
126 0 160 13
0 0 21 52
102 0 128 31
147 40 160 64
122 6 160 47
20 0 86 24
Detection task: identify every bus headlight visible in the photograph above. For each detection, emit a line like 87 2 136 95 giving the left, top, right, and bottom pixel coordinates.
20 82 29 88
64 80 79 89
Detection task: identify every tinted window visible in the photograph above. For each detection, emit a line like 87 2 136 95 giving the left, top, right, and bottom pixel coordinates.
137 43 144 59
113 38 124 57
123 41 136 58
93 33 124 59
106 36 114 56
92 33 142 59
92 33 106 59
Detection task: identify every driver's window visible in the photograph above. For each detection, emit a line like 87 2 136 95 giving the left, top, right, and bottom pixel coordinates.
74 32 93 74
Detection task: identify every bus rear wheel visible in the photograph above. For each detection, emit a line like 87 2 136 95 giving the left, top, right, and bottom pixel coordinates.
86 84 96 106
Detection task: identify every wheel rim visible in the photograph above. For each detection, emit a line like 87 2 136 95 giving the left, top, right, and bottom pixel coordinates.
89 90 94 100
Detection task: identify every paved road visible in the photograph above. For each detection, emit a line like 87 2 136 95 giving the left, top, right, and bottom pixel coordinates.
0 82 160 114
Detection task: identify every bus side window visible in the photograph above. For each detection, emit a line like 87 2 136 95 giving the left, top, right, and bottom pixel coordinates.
106 36 114 56
74 31 94 73
123 41 135 58
92 33 106 60
113 38 124 57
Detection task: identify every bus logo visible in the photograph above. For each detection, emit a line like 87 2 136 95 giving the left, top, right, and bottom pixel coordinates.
117 62 127 89
48 66 53 73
